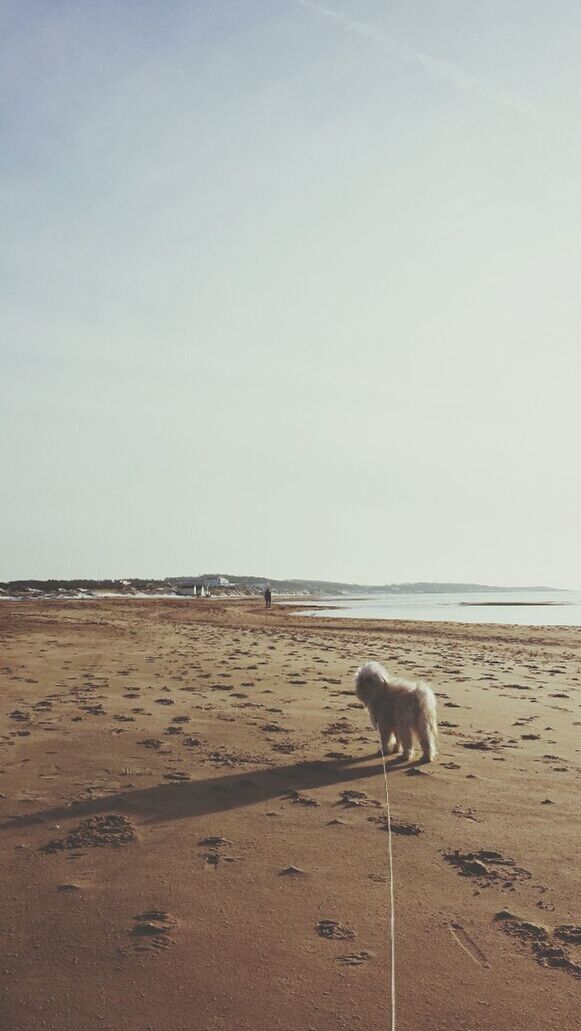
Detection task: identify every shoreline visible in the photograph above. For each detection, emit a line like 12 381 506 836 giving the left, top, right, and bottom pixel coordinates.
2 592 580 633
459 600 569 607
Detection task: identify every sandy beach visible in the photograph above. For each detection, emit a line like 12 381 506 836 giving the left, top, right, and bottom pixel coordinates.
0 598 579 1031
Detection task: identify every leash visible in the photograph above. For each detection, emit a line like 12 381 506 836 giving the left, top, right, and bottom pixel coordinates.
378 733 396 1031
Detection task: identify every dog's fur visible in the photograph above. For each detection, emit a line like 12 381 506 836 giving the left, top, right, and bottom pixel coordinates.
355 661 438 762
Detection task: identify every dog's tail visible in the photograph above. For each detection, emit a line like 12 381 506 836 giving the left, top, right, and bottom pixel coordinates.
415 682 438 761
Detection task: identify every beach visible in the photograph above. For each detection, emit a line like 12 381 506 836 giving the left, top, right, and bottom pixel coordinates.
0 597 579 1031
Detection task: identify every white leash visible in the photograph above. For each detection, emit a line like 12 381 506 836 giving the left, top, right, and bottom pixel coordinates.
378 734 396 1031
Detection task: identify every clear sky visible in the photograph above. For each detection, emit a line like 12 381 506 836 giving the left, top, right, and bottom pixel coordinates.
2 1 580 586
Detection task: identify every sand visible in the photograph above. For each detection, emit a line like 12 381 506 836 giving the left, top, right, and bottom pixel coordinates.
0 597 579 1031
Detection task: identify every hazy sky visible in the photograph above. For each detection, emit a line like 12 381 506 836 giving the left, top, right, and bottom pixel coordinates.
2 1 581 586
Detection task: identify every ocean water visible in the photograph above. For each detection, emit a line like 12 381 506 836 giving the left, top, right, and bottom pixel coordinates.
288 590 581 627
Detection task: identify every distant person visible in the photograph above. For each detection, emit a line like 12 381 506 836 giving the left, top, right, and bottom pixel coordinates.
264 586 272 609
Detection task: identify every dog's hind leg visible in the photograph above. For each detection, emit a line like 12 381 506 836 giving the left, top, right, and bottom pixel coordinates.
418 724 436 763
417 687 438 762
424 710 439 761
430 714 439 757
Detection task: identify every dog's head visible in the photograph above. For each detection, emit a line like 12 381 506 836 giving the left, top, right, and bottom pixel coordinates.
355 662 388 705
355 679 375 705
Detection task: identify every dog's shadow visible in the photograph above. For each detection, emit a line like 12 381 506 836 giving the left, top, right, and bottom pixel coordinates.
1 753 420 832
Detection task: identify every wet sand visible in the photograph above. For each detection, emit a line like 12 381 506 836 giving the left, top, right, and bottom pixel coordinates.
0 598 579 1031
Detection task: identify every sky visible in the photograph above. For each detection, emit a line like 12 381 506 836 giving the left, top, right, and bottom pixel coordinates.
2 0 581 587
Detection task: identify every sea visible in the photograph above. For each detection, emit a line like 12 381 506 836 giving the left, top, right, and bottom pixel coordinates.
287 589 581 627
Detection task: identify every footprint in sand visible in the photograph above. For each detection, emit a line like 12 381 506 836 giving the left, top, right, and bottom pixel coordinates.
368 816 423 835
130 910 177 951
81 700 107 716
462 737 504 751
554 925 581 945
323 719 356 737
281 788 319 807
336 950 374 965
198 835 238 866
451 807 481 822
443 849 530 888
316 920 355 940
337 790 381 809
42 814 137 852
494 912 581 977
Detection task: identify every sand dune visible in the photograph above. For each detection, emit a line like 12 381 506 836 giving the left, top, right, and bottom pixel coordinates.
0 598 579 1030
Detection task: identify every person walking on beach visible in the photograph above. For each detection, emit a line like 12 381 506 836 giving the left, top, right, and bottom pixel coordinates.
264 586 272 609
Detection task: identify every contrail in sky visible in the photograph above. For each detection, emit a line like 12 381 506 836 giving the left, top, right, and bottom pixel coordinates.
292 0 555 122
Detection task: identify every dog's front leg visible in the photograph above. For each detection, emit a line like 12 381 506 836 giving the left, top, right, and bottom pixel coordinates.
379 723 398 756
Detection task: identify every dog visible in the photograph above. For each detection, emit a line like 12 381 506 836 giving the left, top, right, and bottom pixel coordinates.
355 661 438 763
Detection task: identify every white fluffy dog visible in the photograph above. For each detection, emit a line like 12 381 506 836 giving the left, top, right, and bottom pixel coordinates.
355 661 438 763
